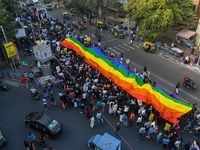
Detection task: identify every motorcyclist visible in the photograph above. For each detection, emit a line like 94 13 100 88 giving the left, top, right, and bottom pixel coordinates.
183 76 189 85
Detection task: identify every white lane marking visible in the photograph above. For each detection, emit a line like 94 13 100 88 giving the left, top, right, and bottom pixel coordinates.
123 43 135 50
113 46 125 52
132 42 139 48
109 47 120 54
102 38 119 43
118 45 130 51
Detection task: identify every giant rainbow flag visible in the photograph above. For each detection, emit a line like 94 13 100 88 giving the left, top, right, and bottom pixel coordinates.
60 37 192 124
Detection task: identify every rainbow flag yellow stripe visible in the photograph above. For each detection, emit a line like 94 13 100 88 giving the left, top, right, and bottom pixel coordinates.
60 37 192 124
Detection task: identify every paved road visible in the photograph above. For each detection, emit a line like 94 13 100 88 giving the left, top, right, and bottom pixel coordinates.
0 80 196 150
44 5 200 108
1 3 200 150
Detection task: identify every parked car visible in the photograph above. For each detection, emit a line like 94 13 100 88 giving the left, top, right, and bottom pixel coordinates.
24 112 62 137
72 21 86 30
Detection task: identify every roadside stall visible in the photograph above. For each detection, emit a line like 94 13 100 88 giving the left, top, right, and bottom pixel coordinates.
176 29 196 48
170 47 184 57
36 75 63 87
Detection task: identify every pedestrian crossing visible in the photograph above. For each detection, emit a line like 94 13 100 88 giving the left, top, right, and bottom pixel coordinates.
108 43 138 55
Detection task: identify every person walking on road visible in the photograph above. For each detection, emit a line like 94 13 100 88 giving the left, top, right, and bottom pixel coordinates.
190 48 195 55
50 95 56 106
43 88 48 98
21 76 28 88
96 111 104 124
98 37 101 47
24 139 30 150
43 97 47 109
129 112 135 126
139 126 146 140
175 82 180 94
120 52 124 63
90 116 95 128
29 72 35 83
143 66 147 73
28 133 36 143
104 42 107 50
115 122 121 136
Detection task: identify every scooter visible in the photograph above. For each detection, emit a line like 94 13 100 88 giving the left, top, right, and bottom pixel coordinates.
30 87 39 100
183 77 195 89
0 81 8 91
24 48 33 56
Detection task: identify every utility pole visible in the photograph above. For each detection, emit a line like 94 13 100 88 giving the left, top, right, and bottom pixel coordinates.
0 26 17 71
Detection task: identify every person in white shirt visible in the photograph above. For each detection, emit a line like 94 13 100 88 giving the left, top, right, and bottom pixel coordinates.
174 138 181 149
197 112 200 120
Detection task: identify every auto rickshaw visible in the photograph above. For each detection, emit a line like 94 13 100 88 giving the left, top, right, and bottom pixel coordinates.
114 30 124 39
96 21 107 30
143 42 155 53
63 12 70 19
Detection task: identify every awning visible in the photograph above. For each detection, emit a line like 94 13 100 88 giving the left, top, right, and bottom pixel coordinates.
176 29 196 40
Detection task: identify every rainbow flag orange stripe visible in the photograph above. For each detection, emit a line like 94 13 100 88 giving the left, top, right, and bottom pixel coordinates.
60 37 192 124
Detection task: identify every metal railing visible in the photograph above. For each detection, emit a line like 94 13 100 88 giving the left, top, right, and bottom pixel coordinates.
0 70 23 80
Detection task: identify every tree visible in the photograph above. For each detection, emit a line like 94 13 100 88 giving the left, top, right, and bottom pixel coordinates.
63 0 86 13
124 0 198 41
0 0 16 44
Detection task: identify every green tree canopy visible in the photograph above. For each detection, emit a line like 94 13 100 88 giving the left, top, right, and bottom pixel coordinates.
0 0 16 44
124 0 198 41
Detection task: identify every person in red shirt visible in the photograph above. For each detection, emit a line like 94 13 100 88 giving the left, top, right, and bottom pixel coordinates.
21 76 28 88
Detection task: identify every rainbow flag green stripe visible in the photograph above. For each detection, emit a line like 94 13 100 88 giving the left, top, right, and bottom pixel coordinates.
61 37 192 124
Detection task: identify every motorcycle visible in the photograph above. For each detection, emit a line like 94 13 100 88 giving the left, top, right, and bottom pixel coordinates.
24 48 33 56
30 87 39 100
183 77 195 89
0 81 8 91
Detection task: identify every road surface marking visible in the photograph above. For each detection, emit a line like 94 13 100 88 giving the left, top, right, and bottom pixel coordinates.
123 43 135 50
132 42 139 48
113 46 125 53
109 47 120 54
102 38 119 44
128 61 200 103
118 45 130 51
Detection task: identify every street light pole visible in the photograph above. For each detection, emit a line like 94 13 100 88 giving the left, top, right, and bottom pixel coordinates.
0 26 8 43
0 26 17 71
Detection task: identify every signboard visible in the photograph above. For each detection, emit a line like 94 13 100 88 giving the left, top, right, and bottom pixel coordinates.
87 37 90 42
33 43 52 62
4 42 16 58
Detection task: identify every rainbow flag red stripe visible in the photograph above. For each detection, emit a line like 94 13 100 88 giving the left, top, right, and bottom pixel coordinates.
60 37 192 124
